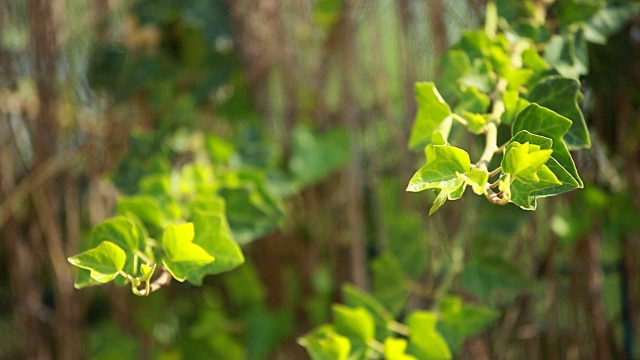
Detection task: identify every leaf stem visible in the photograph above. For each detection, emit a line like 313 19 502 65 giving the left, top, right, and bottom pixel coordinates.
367 339 385 354
388 321 410 336
450 113 468 127
489 166 502 178
135 249 153 265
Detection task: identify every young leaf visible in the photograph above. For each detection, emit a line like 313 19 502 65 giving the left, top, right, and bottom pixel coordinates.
68 241 126 284
454 87 490 114
298 325 351 360
406 145 471 192
510 165 562 209
332 305 375 343
406 311 452 360
384 338 417 360
162 222 215 282
501 142 553 183
342 284 393 341
528 76 590 149
185 209 245 285
512 104 582 188
457 167 489 195
408 82 452 150
501 91 530 126
461 111 489 134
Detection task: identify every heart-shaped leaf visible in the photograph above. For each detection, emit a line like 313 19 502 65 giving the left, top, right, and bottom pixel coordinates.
162 222 215 282
68 241 126 284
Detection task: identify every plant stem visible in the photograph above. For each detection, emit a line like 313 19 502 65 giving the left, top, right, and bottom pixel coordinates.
451 113 468 127
484 0 498 38
476 121 498 171
388 321 410 336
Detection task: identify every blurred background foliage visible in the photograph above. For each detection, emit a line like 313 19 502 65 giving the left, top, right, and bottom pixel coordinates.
1 0 640 359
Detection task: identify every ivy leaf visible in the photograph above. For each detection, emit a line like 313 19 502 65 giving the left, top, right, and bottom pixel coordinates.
461 111 489 134
584 3 640 45
116 195 165 228
502 141 554 183
437 50 471 102
501 91 530 126
458 58 496 93
290 125 351 186
342 284 393 342
457 167 489 195
512 104 582 188
332 305 375 343
544 29 588 78
186 209 245 285
454 87 490 114
437 297 499 354
406 311 452 360
68 241 126 284
298 325 351 360
508 130 580 203
528 76 590 149
408 82 453 150
510 164 562 210
372 253 409 316
162 222 215 282
407 145 471 192
384 338 417 360
82 216 145 286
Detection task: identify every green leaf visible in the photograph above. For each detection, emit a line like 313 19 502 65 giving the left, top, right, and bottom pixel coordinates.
68 241 126 284
461 112 489 134
116 195 165 228
501 91 530 126
406 145 471 192
384 338 417 360
544 29 588 78
406 311 452 360
299 325 351 360
342 284 393 342
162 223 215 282
512 104 582 188
437 50 471 102
510 164 562 209
508 131 580 201
461 255 530 303
186 209 245 285
372 253 409 316
528 76 590 149
502 141 553 182
522 47 549 71
458 58 496 93
457 167 489 195
290 125 351 186
584 3 640 45
429 190 450 216
408 82 453 150
437 297 499 353
84 216 144 285
454 87 490 114
332 305 375 343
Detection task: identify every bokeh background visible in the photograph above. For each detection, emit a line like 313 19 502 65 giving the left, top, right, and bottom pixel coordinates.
1 0 639 359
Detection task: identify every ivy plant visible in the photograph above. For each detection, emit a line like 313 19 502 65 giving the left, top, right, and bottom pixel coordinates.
404 1 604 214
